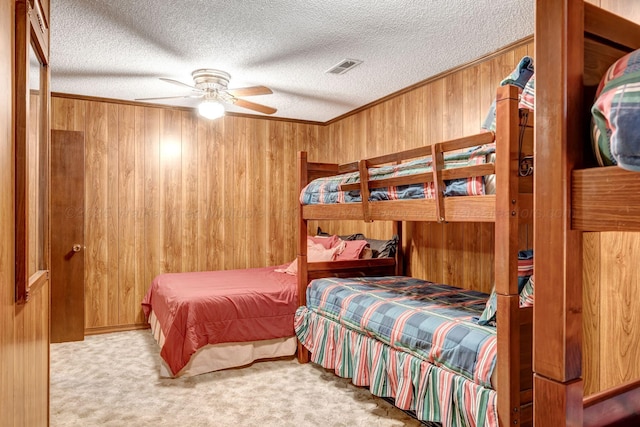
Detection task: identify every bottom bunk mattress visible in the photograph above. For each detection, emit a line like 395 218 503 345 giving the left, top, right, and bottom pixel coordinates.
294 276 498 426
142 265 298 376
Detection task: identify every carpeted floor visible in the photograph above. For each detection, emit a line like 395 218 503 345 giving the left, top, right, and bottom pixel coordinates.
50 330 441 427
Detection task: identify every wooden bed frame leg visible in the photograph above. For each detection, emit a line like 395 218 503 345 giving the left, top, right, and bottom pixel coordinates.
534 374 583 427
297 341 309 363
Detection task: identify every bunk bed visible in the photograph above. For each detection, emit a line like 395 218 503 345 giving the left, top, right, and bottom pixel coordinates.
295 85 534 426
534 1 640 426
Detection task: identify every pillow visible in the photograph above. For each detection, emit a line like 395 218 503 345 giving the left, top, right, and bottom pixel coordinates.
316 228 399 258
591 48 640 170
278 239 345 275
477 250 534 326
360 247 374 259
335 240 369 261
366 235 399 258
307 234 340 249
482 56 535 131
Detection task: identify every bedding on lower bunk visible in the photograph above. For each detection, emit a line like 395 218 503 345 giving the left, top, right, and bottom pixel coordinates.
295 276 499 426
300 144 496 205
142 265 298 376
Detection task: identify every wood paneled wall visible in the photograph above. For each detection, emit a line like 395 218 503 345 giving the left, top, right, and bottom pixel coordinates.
582 0 640 397
0 0 50 426
52 100 320 329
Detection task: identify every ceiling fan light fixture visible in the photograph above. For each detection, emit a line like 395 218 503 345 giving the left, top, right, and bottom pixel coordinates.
198 99 225 120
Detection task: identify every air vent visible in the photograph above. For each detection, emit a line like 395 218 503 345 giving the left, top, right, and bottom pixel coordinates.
325 59 363 75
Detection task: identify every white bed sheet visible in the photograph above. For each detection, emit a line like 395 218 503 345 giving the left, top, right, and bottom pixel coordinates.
148 310 297 377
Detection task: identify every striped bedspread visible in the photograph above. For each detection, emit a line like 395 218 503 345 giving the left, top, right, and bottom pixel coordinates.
296 276 496 388
300 144 495 205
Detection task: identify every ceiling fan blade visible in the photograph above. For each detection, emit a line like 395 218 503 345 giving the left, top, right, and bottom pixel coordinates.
233 98 277 115
135 94 202 101
226 86 273 97
159 77 200 91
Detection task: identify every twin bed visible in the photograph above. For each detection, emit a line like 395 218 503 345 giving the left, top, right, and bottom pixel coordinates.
141 266 298 377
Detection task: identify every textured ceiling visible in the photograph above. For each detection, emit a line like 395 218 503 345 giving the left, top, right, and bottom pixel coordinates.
50 0 534 123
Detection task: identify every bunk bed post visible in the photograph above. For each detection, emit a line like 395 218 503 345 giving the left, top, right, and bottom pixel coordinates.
534 0 585 425
494 84 525 427
430 143 446 222
297 151 310 363
358 159 373 223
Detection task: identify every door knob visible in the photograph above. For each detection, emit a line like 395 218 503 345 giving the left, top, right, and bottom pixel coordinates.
72 244 83 252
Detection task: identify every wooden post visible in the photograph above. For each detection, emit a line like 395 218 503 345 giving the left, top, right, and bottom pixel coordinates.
430 143 446 223
297 151 310 363
534 0 585 425
358 159 372 223
494 85 522 426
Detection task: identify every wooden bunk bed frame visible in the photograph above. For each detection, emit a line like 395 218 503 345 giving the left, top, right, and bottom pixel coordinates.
296 85 535 426
534 1 640 426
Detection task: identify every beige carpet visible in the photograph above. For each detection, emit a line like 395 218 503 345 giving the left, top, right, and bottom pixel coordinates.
50 330 436 427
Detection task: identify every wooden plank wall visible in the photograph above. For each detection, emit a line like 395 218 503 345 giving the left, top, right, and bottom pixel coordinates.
581 0 640 396
51 101 317 329
0 0 50 426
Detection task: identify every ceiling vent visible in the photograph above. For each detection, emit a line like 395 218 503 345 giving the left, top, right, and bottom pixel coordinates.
325 59 363 75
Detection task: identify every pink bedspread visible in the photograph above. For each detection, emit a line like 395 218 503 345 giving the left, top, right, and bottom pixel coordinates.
141 265 297 375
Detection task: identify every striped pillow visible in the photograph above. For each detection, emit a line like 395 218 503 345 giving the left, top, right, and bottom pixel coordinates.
591 49 640 170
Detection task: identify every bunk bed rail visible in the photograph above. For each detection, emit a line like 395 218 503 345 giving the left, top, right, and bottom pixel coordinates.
300 103 533 224
573 167 640 231
584 2 640 52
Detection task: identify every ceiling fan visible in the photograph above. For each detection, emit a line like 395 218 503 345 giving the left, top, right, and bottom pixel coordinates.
136 69 277 119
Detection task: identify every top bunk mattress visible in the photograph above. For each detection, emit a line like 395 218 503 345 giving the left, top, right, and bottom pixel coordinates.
300 144 496 205
296 276 496 388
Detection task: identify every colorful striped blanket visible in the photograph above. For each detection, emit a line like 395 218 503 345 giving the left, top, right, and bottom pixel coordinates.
297 276 496 388
300 144 495 205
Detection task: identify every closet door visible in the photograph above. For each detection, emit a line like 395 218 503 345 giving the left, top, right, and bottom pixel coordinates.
50 130 85 343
